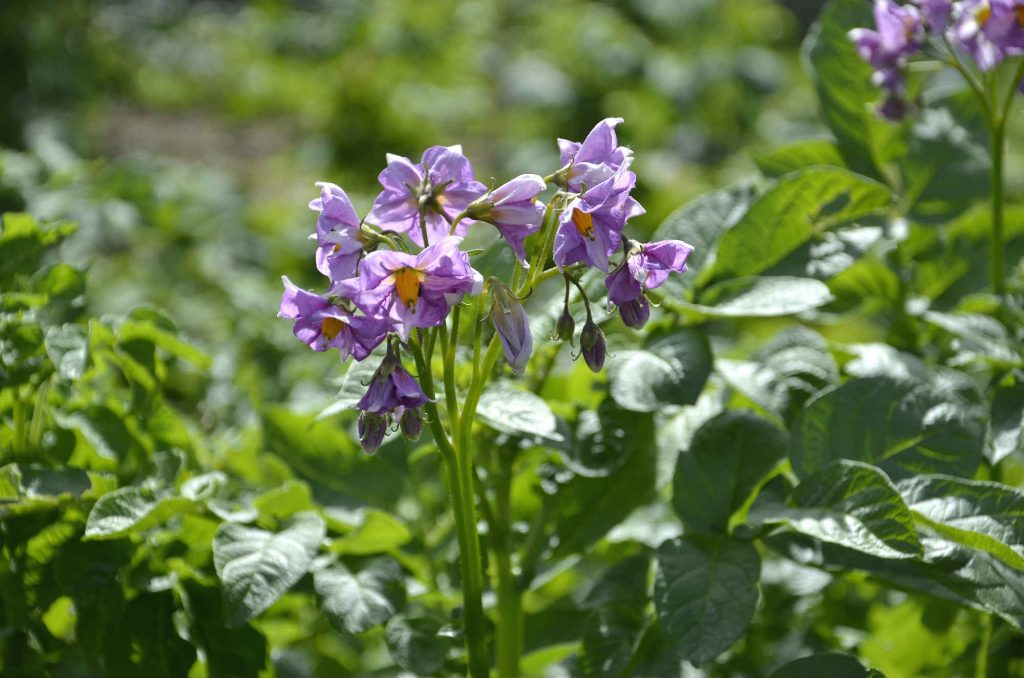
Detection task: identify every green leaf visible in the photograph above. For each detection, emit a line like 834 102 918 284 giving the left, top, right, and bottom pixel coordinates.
321 354 383 418
182 582 269 677
755 460 923 559
477 380 561 440
672 411 787 534
608 326 710 412
691 276 834 318
44 324 88 380
712 167 891 280
898 475 1024 570
769 654 883 678
803 0 899 176
315 559 403 634
654 535 761 663
752 139 845 178
923 311 1022 368
790 376 984 481
384 613 452 676
990 380 1024 464
551 406 657 557
650 183 755 293
0 213 77 286
84 486 195 540
717 326 838 422
903 107 988 220
116 318 211 369
213 511 326 626
329 509 411 555
54 405 147 464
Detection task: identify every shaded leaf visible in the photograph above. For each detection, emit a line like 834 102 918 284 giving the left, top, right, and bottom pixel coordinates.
691 276 834 317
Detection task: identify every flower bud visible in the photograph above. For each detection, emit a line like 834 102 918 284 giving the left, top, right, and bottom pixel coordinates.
618 296 650 329
399 407 424 442
554 307 575 344
579 317 606 372
358 411 388 454
490 281 533 376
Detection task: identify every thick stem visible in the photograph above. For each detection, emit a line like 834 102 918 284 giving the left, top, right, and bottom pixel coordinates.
991 123 1007 297
409 340 490 678
492 449 521 678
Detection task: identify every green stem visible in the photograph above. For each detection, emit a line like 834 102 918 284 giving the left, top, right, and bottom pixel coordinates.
492 448 521 678
440 314 460 445
522 194 563 295
976 614 992 678
459 336 503 452
409 339 489 678
991 122 1007 297
12 387 27 457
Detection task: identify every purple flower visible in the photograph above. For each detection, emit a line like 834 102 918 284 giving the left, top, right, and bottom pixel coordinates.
604 239 694 307
356 353 430 415
366 145 487 247
849 0 924 103
552 165 645 272
490 281 533 376
278 277 387 360
915 0 951 29
310 182 364 284
556 118 633 192
467 174 547 266
337 236 483 341
399 407 424 441
950 0 1024 71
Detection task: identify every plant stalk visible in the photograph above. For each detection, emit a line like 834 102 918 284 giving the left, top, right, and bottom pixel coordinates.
991 122 1007 297
492 448 521 678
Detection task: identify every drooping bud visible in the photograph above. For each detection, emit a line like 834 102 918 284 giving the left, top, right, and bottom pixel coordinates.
554 307 576 343
399 407 424 442
490 279 533 376
618 296 650 329
358 411 388 454
579 317 606 372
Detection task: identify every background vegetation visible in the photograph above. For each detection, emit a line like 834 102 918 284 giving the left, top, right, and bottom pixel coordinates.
2 0 1024 677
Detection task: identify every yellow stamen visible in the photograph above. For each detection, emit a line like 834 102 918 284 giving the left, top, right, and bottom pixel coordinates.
978 6 992 25
1016 6 1024 25
321 317 345 340
332 243 341 253
572 209 594 239
393 267 425 310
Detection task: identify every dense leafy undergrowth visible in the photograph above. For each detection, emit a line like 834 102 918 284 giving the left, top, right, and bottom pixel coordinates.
3 1 1024 677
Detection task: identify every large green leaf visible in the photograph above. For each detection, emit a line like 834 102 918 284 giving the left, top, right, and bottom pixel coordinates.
803 0 900 176
717 326 838 423
329 509 411 555
213 511 325 626
923 311 1022 368
672 410 787 534
755 461 922 559
654 535 761 663
691 276 834 318
769 654 884 678
711 167 891 280
384 614 452 676
650 183 755 293
44 324 88 380
315 559 403 634
898 475 1024 570
608 327 711 412
990 379 1024 464
790 376 985 481
477 380 561 440
84 485 195 540
550 406 657 556
752 139 845 178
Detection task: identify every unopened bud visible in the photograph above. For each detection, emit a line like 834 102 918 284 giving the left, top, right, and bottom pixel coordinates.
490 281 533 376
618 296 650 330
358 411 388 454
554 307 575 343
399 407 424 442
579 318 606 372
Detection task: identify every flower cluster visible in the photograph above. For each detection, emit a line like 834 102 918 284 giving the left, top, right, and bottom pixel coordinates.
279 119 693 452
850 0 1024 119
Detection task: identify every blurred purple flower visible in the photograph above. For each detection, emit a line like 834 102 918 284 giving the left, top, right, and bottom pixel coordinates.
367 145 487 247
552 165 644 272
467 174 547 266
914 0 952 29
849 0 924 87
278 277 387 360
950 0 1024 71
605 239 693 329
337 236 483 341
358 412 388 454
356 353 430 414
490 281 533 376
556 118 633 192
309 182 363 284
